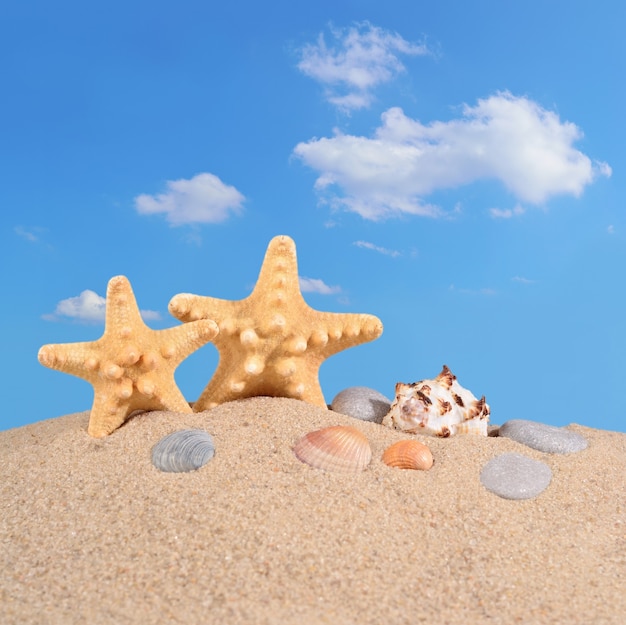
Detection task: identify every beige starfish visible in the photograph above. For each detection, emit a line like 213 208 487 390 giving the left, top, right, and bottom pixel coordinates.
38 275 219 437
168 235 383 411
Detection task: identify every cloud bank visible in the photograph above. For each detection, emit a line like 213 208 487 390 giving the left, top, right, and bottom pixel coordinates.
297 22 430 111
294 92 612 220
135 173 245 225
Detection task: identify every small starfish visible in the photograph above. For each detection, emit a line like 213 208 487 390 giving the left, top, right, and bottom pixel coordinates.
38 276 219 437
168 235 383 411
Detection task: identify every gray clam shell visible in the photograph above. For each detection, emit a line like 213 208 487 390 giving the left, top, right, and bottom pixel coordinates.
152 429 215 473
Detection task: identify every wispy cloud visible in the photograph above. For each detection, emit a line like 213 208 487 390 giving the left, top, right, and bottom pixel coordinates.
297 22 430 111
489 204 526 219
512 276 535 284
135 173 245 226
294 92 611 220
449 284 496 296
353 240 400 257
14 225 43 243
299 276 341 295
42 290 161 324
607 224 615 234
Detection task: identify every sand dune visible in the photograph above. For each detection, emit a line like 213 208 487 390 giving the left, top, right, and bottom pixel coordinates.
1 397 624 624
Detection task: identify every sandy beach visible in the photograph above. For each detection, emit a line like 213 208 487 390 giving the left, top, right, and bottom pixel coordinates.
1 397 624 624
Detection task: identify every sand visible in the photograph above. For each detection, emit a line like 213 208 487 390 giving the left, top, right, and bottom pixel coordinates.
1 397 624 625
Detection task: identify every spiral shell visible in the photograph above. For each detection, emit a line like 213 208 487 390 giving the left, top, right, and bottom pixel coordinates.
382 439 434 471
151 429 215 473
294 425 372 473
382 365 490 437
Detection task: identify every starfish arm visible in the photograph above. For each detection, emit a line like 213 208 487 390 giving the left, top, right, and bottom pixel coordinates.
104 276 146 328
193 365 255 409
169 293 245 325
311 312 383 358
38 341 103 385
193 354 328 410
87 391 130 438
86 376 193 438
154 319 220 367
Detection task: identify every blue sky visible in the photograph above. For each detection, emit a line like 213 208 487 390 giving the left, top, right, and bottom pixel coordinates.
2 0 624 433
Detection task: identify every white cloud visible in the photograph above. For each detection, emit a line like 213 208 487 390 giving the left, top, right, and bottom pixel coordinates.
512 276 535 284
299 276 341 295
607 225 615 234
42 290 107 323
297 22 430 111
43 290 161 324
294 92 612 220
353 240 400 257
490 204 526 219
134 173 245 225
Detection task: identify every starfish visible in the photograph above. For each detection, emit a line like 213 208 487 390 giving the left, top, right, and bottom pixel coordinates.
38 275 219 437
168 235 383 411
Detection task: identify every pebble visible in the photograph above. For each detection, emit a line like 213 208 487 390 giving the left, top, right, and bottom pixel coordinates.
480 453 553 500
499 419 588 454
330 387 391 424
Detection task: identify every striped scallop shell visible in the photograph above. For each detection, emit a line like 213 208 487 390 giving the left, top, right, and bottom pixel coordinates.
294 425 372 473
152 429 215 473
382 439 434 471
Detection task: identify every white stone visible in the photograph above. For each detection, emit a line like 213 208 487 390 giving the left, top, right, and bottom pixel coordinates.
499 419 588 454
331 387 391 424
480 453 552 500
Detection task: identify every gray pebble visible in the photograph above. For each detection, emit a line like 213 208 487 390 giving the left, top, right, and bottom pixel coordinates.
499 419 588 454
330 387 391 424
480 453 552 500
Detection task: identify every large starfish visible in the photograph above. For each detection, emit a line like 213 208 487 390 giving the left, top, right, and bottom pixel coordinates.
38 275 219 437
168 235 383 411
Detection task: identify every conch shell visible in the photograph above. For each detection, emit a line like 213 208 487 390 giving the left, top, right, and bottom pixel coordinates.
382 365 489 437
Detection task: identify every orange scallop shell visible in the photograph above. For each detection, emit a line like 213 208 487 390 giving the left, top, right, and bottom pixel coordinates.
382 439 434 471
294 425 372 473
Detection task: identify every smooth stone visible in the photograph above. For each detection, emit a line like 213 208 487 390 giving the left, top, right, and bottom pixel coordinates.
499 419 588 454
330 387 391 424
480 453 552 500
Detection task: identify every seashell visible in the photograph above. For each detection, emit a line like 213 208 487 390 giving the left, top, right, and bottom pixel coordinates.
152 429 215 473
382 439 434 471
382 365 490 437
294 425 371 473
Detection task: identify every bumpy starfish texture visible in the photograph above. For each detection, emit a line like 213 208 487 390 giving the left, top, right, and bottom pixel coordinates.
38 276 219 437
168 235 383 411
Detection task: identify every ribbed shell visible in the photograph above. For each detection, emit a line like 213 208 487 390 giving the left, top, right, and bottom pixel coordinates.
294 425 372 473
152 429 215 473
382 439 434 470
